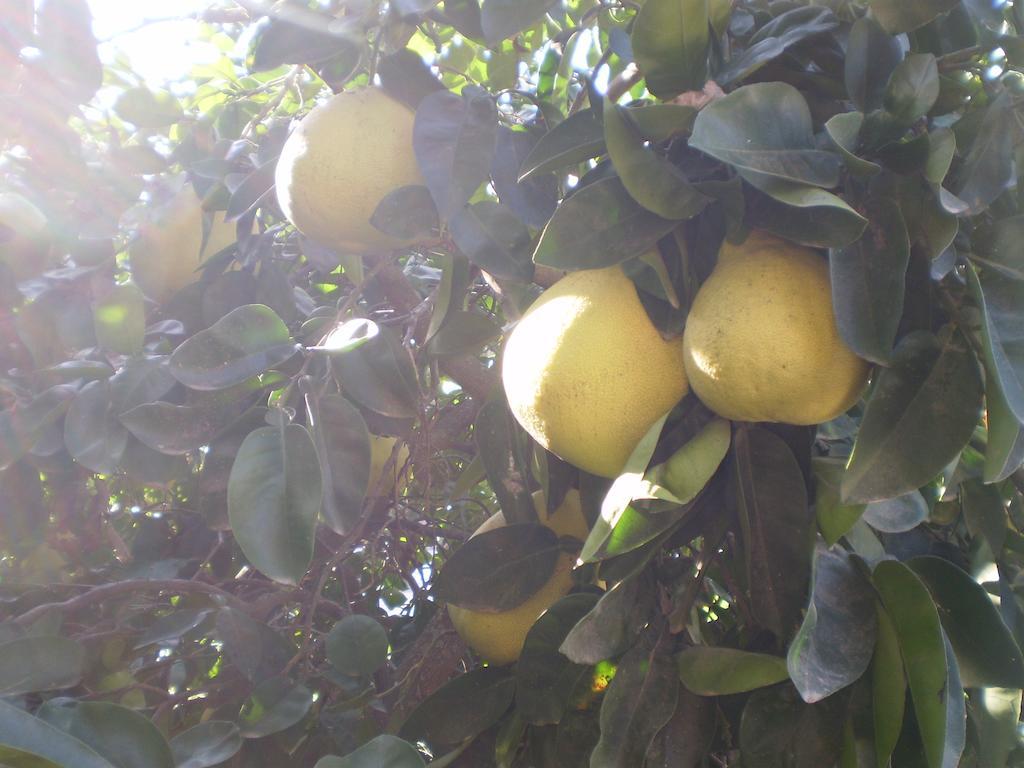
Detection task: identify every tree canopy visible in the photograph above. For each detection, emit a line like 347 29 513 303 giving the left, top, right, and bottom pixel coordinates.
2 0 1024 766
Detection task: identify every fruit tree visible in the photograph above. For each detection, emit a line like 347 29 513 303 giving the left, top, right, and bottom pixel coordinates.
2 0 1024 766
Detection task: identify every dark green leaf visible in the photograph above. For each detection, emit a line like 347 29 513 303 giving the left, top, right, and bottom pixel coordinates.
984 371 1024 484
884 54 939 125
134 608 210 649
64 380 127 474
332 329 420 419
967 264 1024 425
250 17 359 71
678 647 789 696
169 722 242 768
732 427 814 639
787 547 877 703
306 393 370 535
426 310 501 357
473 397 534 525
225 163 275 221
971 688 1022 768
559 571 656 665
93 282 145 355
863 491 928 533
747 183 867 249
873 605 906 768
0 700 115 768
872 560 947 768
842 330 983 503
435 524 559 611
169 305 297 391
491 126 557 228
813 457 865 546
739 685 847 768
227 424 322 585
238 679 314 738
603 101 710 221
955 93 1017 215
980 214 1024 279
845 17 904 112
413 86 497 219
325 615 389 676
829 197 909 365
910 555 1024 688
399 666 515 747
941 631 966 768
370 185 439 240
867 0 962 33
378 48 446 111
0 385 76 471
480 0 556 45
533 176 677 270
0 636 84 695
824 112 882 176
631 0 708 98
314 736 425 768
644 688 715 768
516 593 598 725
449 201 534 281
690 83 841 188
36 699 175 768
518 109 604 182
591 638 678 768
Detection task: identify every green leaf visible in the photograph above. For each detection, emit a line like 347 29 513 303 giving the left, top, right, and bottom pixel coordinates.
867 0 962 33
677 647 789 696
747 181 867 249
872 560 947 768
305 393 370 535
984 371 1024 484
238 679 314 738
332 329 420 419
114 86 182 129
731 427 814 639
0 385 76 471
955 93 1017 215
516 593 598 725
36 699 175 768
250 17 358 71
884 54 939 125
64 380 128 474
93 282 145 356
314 736 425 768
413 86 497 219
370 185 439 241
980 214 1024 279
689 82 841 188
862 491 928 533
533 176 677 271
591 638 678 768
603 101 710 221
435 524 559 611
0 636 85 696
842 330 983 503
448 202 534 281
480 0 557 45
227 424 322 585
560 571 656 665
941 632 966 768
813 457 865 546
629 104 699 142
824 112 882 177
169 722 242 768
473 397 534 525
967 264 1024 425
631 0 709 98
399 666 515 747
325 615 389 677
845 17 904 113
739 686 848 768
787 547 877 703
829 197 909 365
169 305 298 391
909 556 1024 689
0 700 116 768
872 605 906 768
426 310 501 357
971 688 1022 768
518 109 604 182
642 418 731 505
134 608 211 649
0 745 61 767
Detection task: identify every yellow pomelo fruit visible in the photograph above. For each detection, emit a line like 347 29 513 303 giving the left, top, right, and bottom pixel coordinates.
367 434 410 495
274 88 425 253
448 489 589 665
502 264 689 478
0 192 54 280
682 231 869 425
130 188 240 304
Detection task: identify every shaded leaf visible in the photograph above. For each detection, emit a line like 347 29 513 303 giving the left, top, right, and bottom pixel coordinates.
251 17 358 70
491 125 557 229
971 688 1022 768
842 330 983 503
747 183 867 249
631 0 708 98
326 615 389 677
0 385 76 471
169 305 298 391
967 264 1024 425
36 699 175 768
787 547 878 703
306 393 370 535
518 109 604 182
480 0 557 45
64 380 128 474
560 570 655 665
370 185 439 241
314 736 425 768
449 201 534 281
170 722 242 768
739 685 847 768
332 329 419 419
238 679 314 738
884 54 939 125
399 666 515 747
845 17 904 112
813 457 865 546
0 700 115 768
863 491 928 533
677 647 789 696
955 93 1017 215
873 604 906 768
426 310 501 357
825 112 882 177
227 424 322 585
0 636 84 696
868 0 962 33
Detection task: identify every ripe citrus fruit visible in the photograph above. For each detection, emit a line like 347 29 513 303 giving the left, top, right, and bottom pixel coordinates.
0 192 54 280
448 489 589 664
367 434 409 496
130 187 240 304
502 264 689 478
682 231 869 424
274 88 425 253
